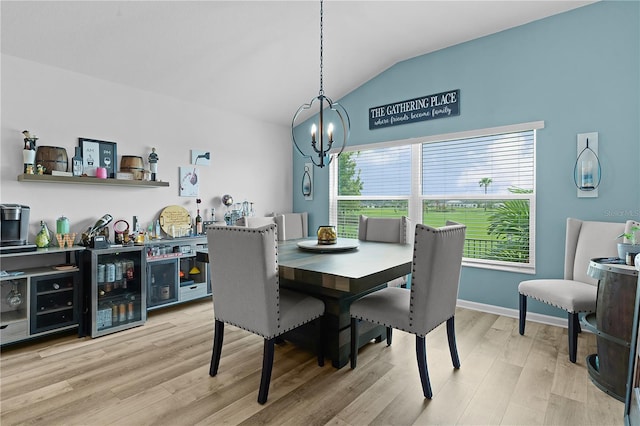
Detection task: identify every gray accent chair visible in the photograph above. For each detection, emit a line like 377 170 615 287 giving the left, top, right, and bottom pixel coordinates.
350 221 467 398
235 216 275 228
274 212 308 241
518 218 625 363
358 215 410 287
207 224 325 404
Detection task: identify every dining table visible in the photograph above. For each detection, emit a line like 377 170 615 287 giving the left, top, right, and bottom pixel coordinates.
198 236 413 369
277 237 413 368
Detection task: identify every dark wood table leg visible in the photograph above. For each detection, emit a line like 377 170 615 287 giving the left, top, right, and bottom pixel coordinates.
281 282 385 369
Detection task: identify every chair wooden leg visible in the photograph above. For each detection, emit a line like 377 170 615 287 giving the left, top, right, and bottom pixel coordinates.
519 294 527 335
386 327 393 346
416 336 433 399
446 317 461 369
568 312 578 363
258 338 275 404
316 317 324 367
350 318 359 369
210 320 224 377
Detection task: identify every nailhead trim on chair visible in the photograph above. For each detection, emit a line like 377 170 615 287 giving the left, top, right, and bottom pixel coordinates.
211 224 324 338
212 223 315 339
518 292 592 314
214 314 323 340
409 224 427 329
350 313 445 338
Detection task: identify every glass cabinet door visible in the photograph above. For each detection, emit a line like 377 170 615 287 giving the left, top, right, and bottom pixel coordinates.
87 246 146 337
147 258 178 309
31 272 77 334
1 278 29 344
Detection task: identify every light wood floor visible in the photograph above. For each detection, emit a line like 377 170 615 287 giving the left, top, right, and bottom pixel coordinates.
1 298 624 425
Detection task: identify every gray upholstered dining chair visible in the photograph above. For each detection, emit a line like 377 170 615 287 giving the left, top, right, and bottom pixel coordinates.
274 212 308 240
350 221 466 399
207 224 325 404
519 217 625 363
235 216 275 228
358 215 410 287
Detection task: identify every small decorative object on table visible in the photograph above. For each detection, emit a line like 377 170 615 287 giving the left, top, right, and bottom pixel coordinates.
148 147 158 181
35 220 51 248
22 130 37 173
222 194 235 225
72 147 83 176
113 220 130 245
56 215 70 234
317 225 337 245
55 233 76 248
617 225 640 266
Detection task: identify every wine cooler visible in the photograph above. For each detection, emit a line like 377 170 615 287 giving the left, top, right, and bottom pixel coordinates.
83 246 146 337
30 272 77 334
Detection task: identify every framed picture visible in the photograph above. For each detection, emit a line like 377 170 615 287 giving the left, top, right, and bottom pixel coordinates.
79 138 117 178
179 166 199 197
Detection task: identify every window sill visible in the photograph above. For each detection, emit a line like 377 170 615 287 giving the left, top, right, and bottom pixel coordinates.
462 258 535 275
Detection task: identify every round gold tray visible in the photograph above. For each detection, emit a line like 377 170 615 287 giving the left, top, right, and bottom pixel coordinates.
159 205 191 237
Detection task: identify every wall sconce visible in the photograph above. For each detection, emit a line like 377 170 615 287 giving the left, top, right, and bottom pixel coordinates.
574 132 600 198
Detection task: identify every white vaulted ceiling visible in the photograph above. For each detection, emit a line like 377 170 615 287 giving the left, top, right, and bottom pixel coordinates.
1 1 595 126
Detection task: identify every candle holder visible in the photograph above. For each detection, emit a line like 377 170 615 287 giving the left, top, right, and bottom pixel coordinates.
574 132 600 198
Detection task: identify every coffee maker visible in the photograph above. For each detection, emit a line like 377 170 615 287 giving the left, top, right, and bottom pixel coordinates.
1 204 36 253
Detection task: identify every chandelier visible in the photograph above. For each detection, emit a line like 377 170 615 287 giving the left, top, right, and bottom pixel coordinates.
291 0 350 168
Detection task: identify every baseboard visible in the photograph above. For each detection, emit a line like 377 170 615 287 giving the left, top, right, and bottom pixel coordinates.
456 299 569 329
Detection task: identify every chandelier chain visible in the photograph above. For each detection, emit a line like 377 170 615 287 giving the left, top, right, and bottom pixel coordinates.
319 0 324 96
291 0 349 168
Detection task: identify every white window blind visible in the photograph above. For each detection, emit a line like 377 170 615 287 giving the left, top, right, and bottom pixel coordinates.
330 124 538 272
421 131 535 267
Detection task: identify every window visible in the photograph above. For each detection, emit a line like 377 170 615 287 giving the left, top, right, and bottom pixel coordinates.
330 122 540 272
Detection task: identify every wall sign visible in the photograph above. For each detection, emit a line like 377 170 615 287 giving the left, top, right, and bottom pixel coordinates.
369 89 460 130
79 138 117 178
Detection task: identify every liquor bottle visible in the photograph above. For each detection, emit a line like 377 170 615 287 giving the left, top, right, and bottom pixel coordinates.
195 198 203 235
196 209 203 235
118 302 126 322
111 302 118 325
127 295 135 321
72 147 83 176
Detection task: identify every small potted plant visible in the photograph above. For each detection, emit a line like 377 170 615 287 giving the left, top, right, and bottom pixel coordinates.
617 225 640 263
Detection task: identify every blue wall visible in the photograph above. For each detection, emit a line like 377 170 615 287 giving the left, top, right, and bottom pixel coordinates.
293 1 640 317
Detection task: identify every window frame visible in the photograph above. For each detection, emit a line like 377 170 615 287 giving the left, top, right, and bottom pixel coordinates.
329 121 542 274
